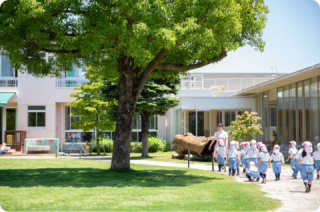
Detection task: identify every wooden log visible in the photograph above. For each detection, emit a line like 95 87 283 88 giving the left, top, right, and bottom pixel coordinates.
172 133 215 157
172 153 185 159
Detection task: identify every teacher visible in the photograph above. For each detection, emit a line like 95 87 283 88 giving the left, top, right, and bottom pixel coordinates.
209 123 229 158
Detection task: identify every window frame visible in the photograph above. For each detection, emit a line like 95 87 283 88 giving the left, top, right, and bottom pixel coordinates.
0 55 16 78
27 106 46 128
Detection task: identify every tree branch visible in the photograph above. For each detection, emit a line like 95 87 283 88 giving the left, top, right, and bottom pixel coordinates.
157 47 227 71
121 11 135 27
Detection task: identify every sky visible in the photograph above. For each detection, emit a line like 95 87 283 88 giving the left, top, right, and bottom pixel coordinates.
191 0 320 74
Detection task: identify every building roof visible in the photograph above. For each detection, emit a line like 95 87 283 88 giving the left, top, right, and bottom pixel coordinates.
231 63 320 96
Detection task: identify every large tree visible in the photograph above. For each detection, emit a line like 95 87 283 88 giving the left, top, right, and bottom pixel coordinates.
103 77 181 157
0 0 269 169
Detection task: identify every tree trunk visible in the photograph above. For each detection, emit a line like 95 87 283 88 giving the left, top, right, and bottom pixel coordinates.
96 131 100 155
111 56 138 169
141 112 149 157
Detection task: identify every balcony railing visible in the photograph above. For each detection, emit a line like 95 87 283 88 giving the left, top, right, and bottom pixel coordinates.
56 78 90 87
179 78 271 91
0 78 18 87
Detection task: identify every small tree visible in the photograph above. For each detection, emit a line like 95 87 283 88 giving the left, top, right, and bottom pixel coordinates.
69 72 116 155
228 111 263 141
103 77 181 156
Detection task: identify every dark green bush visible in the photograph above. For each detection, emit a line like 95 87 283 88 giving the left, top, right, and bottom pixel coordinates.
136 137 167 153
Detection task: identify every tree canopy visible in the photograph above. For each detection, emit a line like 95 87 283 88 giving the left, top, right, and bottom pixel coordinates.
0 0 269 169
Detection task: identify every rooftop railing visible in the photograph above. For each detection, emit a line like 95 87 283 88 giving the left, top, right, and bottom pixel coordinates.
0 78 18 87
56 78 90 87
179 78 272 91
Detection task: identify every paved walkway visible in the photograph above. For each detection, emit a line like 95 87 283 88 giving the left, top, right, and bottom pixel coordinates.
1 155 320 212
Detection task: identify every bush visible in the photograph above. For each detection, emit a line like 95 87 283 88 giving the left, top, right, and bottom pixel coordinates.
130 143 135 153
136 137 168 153
92 138 113 153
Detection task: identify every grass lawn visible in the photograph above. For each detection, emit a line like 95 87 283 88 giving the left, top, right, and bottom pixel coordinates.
0 159 280 211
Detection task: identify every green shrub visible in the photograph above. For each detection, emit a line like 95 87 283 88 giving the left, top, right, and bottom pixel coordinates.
92 138 113 153
136 137 168 153
130 143 135 153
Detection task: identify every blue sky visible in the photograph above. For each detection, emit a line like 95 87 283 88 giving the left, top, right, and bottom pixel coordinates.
191 0 320 74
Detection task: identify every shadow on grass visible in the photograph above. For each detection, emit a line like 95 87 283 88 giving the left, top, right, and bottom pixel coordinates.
0 167 223 188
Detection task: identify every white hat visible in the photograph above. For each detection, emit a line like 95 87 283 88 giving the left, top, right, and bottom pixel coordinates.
248 161 256 170
317 143 320 152
229 141 236 150
219 139 224 146
289 141 297 149
245 142 251 150
257 142 263 149
261 145 267 152
302 141 313 153
273 145 280 154
234 141 240 150
250 140 257 149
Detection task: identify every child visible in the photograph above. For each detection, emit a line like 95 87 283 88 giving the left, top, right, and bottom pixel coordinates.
235 141 241 175
227 141 239 176
298 141 314 193
314 143 320 180
257 145 270 184
240 142 247 173
270 145 284 181
257 142 263 153
246 161 260 182
0 143 6 155
243 142 251 172
286 141 298 178
247 140 259 166
293 147 304 179
216 140 226 172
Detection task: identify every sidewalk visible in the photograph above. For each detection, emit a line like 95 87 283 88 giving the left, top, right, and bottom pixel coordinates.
1 155 319 212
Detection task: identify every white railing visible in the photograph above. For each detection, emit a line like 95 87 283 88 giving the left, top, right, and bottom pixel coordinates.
179 78 271 91
0 78 18 87
56 78 90 87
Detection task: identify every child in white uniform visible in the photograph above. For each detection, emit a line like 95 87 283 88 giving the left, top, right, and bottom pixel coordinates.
257 142 263 153
216 140 226 172
243 142 251 172
235 141 240 175
270 145 284 181
286 141 298 178
240 142 247 173
314 143 320 180
227 141 239 176
0 143 6 155
246 161 260 182
298 141 315 193
257 145 270 184
247 140 259 166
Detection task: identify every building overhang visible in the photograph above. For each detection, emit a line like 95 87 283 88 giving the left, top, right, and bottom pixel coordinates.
0 92 16 106
231 64 320 96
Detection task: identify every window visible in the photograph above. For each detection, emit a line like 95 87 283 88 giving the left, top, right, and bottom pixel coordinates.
1 55 15 77
65 107 81 130
224 111 236 127
28 106 46 127
269 107 277 127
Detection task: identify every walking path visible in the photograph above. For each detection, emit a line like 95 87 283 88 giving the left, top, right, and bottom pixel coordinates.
1 155 320 212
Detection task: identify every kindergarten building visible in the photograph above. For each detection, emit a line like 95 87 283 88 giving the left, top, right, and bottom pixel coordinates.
1 53 320 153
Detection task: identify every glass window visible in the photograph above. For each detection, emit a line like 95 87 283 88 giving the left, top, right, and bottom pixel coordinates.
149 115 155 129
176 109 184 134
270 107 276 127
1 55 14 77
197 111 210 137
224 111 236 127
131 132 138 142
186 110 196 135
289 83 296 141
277 87 283 142
66 64 79 78
65 107 81 130
304 80 310 140
297 82 303 142
28 106 45 127
6 109 16 130
310 77 318 144
283 85 289 143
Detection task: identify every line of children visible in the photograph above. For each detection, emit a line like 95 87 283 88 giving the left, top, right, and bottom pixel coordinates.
270 145 285 181
315 143 320 180
286 141 298 179
298 141 314 193
216 140 227 172
257 145 270 184
227 141 239 176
